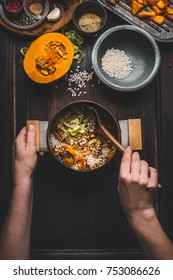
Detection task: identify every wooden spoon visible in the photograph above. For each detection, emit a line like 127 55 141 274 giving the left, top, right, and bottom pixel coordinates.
88 106 125 153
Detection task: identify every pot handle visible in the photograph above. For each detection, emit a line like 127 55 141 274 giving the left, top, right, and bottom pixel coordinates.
27 119 142 152
119 119 142 150
27 120 48 152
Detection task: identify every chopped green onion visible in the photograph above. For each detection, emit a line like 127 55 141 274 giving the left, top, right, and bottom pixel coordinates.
62 28 84 63
74 50 84 63
88 139 97 146
20 47 29 57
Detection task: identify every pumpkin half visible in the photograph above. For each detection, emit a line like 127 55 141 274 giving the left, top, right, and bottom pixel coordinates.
23 33 74 84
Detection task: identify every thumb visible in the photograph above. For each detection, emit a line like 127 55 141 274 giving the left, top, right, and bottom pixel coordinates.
26 125 36 148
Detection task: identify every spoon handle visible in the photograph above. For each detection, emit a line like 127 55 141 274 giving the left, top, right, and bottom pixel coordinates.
100 124 125 153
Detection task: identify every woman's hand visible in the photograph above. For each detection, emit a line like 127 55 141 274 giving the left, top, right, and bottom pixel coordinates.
118 146 158 218
13 125 37 182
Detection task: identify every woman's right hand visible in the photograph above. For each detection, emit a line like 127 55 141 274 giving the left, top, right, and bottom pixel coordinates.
118 147 158 219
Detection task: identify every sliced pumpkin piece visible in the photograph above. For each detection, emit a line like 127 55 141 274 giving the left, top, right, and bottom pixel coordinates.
157 0 169 9
152 15 165 24
132 1 144 15
166 6 173 14
152 5 163 15
137 0 148 5
23 33 74 84
147 0 159 5
138 10 156 18
64 157 74 167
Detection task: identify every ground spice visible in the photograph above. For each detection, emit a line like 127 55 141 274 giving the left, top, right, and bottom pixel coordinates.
29 3 43 15
78 13 102 32
6 0 22 13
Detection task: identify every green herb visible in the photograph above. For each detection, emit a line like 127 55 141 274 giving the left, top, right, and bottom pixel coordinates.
62 27 84 63
19 47 29 63
74 50 84 64
20 47 29 56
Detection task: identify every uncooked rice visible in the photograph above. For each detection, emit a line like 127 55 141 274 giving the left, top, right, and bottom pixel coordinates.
66 68 93 96
101 48 133 80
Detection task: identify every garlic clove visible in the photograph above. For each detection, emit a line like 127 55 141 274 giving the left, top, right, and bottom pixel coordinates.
47 7 61 22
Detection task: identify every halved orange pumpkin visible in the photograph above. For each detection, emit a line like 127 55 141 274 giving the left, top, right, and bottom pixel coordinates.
23 32 74 84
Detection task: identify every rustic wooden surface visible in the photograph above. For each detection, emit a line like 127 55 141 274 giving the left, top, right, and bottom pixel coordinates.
0 9 172 259
0 0 83 37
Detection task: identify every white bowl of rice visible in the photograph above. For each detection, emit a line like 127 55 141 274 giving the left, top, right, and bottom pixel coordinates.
92 25 161 92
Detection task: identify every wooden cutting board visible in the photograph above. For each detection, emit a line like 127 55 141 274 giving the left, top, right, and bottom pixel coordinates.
0 0 83 37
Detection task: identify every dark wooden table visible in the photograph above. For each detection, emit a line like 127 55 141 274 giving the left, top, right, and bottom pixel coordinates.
0 10 173 260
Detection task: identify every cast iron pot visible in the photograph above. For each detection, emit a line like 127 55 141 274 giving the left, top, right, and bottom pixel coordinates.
47 100 121 172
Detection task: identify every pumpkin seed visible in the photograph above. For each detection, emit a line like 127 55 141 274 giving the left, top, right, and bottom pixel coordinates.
41 70 49 76
48 68 56 75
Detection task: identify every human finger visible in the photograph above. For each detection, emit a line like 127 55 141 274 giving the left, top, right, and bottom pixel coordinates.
15 127 27 142
26 125 36 149
148 167 158 188
131 152 141 177
119 146 132 178
15 127 27 150
139 160 149 186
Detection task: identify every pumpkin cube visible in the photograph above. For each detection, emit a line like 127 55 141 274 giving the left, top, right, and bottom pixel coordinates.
138 10 156 18
152 15 165 24
157 0 169 9
147 0 159 5
132 1 144 15
166 6 173 14
137 0 148 5
152 5 163 15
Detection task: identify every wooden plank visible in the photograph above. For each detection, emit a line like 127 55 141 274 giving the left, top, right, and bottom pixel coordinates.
128 119 142 150
26 120 40 152
0 29 14 225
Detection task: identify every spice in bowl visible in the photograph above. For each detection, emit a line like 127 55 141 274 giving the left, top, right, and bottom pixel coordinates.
24 0 49 19
6 0 23 14
28 2 43 15
78 13 102 33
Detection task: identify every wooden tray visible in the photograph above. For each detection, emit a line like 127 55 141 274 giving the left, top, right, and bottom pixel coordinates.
0 0 83 37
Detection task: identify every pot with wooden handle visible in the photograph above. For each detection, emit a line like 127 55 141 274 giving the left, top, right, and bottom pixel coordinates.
27 100 143 172
47 100 121 172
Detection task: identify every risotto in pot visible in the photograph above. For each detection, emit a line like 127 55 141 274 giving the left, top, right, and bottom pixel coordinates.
49 105 116 171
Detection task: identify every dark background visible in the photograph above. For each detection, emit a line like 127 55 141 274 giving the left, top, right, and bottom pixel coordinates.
0 10 172 259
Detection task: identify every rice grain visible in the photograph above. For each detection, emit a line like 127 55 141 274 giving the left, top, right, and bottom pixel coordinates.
101 48 133 80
